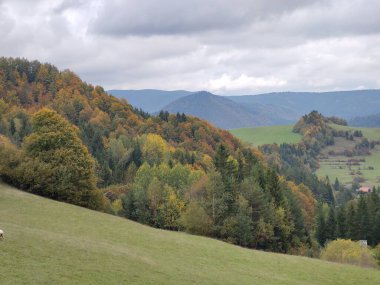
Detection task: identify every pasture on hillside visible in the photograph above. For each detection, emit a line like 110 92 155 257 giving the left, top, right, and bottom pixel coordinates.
1 183 379 285
230 125 302 146
317 124 380 187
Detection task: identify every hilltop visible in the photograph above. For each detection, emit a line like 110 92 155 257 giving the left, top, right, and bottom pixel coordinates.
110 89 380 128
161 91 265 129
108 89 192 113
1 182 379 285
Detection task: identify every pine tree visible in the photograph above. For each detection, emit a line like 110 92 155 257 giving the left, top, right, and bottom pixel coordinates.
316 203 327 246
325 206 337 241
336 206 348 239
333 177 340 191
346 203 357 239
355 196 370 240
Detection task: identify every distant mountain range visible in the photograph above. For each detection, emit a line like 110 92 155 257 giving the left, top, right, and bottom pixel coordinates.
108 89 191 113
349 113 380 127
108 89 380 129
162 91 266 129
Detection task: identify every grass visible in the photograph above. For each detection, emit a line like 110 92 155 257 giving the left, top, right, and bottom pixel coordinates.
1 183 380 284
230 125 302 146
317 124 380 186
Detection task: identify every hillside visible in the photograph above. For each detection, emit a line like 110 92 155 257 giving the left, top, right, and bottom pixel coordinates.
0 57 324 255
230 125 302 146
108 89 192 113
231 116 380 188
110 89 380 127
229 89 380 122
162 91 265 129
317 124 380 187
1 182 379 285
350 113 380 127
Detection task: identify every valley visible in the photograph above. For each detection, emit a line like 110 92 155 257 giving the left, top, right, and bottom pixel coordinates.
231 123 380 188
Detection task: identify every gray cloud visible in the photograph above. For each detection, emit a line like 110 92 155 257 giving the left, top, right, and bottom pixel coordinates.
90 0 316 36
0 0 379 95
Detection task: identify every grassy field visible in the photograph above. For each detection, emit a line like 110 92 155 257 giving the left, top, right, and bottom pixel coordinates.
1 183 379 284
317 124 380 187
230 125 302 146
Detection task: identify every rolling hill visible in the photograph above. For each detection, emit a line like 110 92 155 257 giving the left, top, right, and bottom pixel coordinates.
161 91 266 129
1 182 379 285
229 125 302 146
350 113 380 127
228 89 380 122
317 124 380 187
108 89 192 113
231 121 380 187
110 89 380 128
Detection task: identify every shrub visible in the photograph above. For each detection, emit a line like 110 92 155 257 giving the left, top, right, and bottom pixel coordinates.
321 239 377 268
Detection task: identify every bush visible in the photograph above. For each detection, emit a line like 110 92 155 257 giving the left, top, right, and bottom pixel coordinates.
321 239 377 268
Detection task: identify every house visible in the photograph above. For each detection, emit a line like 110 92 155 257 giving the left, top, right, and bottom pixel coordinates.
357 186 373 194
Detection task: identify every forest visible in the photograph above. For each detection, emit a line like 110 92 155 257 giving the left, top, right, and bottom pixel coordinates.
0 58 379 257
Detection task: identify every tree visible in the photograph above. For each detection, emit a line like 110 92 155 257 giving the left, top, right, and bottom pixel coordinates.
142 134 168 166
20 108 104 209
355 196 370 240
336 206 348 239
325 206 337 241
333 178 340 191
180 202 212 235
316 203 327 245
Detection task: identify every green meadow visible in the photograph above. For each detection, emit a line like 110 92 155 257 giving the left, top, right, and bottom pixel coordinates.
230 125 302 146
317 124 380 186
1 183 379 285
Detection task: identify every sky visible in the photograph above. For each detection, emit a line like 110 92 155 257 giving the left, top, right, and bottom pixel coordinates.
1 0 380 95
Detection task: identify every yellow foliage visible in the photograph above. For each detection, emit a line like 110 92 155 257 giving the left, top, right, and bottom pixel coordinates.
321 239 377 268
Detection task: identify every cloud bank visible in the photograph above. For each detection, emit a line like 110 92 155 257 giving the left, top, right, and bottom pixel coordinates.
0 0 379 94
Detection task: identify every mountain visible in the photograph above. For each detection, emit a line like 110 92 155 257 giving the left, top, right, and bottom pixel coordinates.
228 89 380 123
111 89 380 128
2 182 379 285
349 113 380 127
108 89 192 113
161 91 265 129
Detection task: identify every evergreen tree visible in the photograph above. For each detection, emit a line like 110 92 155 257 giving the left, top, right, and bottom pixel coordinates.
333 177 340 191
336 206 348 239
356 196 370 240
316 203 327 245
325 206 337 241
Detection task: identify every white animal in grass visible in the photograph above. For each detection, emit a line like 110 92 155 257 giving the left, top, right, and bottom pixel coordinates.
0 229 4 240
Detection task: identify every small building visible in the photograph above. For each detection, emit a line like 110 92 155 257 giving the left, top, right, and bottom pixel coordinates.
357 186 373 194
358 240 367 247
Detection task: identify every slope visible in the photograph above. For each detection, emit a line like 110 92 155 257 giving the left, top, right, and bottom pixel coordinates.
317 124 380 186
1 183 379 285
228 89 380 123
162 91 264 129
230 125 302 146
108 89 192 113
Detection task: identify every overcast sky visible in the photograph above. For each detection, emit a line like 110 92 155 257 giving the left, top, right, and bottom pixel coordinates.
1 0 380 95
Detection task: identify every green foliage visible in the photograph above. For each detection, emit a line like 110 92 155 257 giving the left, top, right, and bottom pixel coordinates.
179 201 212 235
19 109 104 209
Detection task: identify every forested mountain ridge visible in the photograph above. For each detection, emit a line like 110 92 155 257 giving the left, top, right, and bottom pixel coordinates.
108 89 192 113
110 89 380 128
0 58 379 259
161 91 266 129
